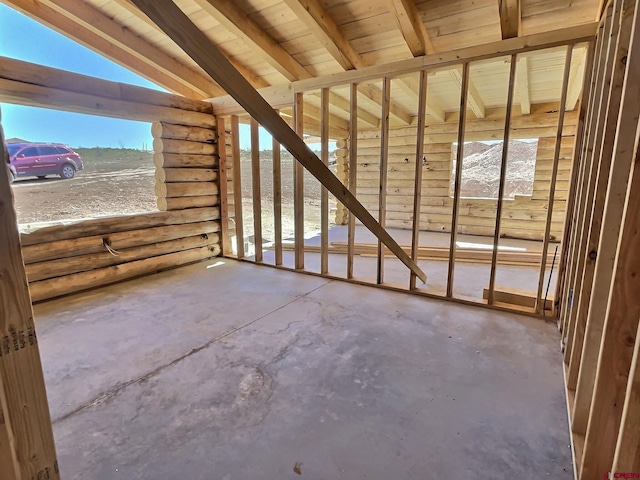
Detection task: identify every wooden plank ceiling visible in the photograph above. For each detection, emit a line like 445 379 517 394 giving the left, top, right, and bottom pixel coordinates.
2 0 602 127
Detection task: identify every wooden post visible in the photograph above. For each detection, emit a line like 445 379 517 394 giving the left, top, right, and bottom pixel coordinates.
447 62 470 298
488 54 517 305
320 88 329 275
580 119 640 480
572 0 640 436
216 116 231 255
534 45 573 314
250 118 263 262
567 0 634 390
273 114 283 266
377 77 391 285
231 115 244 258
0 107 60 479
410 70 428 290
347 82 358 279
294 92 305 270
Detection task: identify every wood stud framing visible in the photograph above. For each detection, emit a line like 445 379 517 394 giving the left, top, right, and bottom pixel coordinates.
2 1 617 477
555 0 640 476
273 115 283 267
293 92 305 270
487 55 518 305
320 89 330 275
409 70 428 291
250 118 263 262
534 45 573 314
377 77 391 284
231 116 245 259
347 83 358 279
446 62 470 298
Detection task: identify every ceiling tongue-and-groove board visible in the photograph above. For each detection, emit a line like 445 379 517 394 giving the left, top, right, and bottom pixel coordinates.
2 0 600 129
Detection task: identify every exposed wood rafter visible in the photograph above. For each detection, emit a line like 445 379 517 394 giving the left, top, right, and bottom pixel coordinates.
315 91 380 128
5 0 222 99
130 0 427 282
282 0 427 124
111 0 270 90
499 0 521 40
517 56 531 115
191 0 312 82
389 0 435 56
358 83 412 124
394 76 446 122
449 67 486 119
282 0 366 70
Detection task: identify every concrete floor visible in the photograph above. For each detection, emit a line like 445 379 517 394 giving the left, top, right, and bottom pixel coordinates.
258 226 559 303
34 259 572 479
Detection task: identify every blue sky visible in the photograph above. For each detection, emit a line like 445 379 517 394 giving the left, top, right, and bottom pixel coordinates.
0 4 279 150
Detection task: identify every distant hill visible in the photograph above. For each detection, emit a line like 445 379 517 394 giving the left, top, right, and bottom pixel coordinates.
453 140 538 199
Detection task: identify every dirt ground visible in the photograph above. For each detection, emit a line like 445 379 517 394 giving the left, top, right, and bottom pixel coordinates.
238 153 337 243
10 148 157 230
10 148 336 239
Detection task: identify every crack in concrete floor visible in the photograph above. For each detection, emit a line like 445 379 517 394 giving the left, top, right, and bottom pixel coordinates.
52 278 333 425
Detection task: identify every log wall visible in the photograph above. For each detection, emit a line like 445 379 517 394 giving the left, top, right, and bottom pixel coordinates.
338 103 577 241
0 59 223 302
21 208 221 302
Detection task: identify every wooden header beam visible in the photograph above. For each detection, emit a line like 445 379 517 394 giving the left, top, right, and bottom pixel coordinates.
131 0 426 283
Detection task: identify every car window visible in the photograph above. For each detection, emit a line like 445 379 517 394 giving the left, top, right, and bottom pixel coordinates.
20 147 39 157
38 146 60 156
7 144 22 156
55 146 72 155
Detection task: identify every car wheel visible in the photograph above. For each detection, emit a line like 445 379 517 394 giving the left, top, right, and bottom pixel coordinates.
60 163 75 179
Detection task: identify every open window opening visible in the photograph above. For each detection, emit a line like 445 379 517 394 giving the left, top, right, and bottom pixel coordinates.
450 139 539 200
4 105 155 232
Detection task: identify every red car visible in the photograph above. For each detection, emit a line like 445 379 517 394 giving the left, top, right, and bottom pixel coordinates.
7 142 84 181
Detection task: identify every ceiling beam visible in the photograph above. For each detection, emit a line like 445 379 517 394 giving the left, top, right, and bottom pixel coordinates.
516 56 531 114
191 0 312 82
302 102 350 131
130 0 427 282
389 0 435 56
5 0 223 99
449 68 486 119
394 76 446 122
358 83 412 124
499 0 521 40
311 92 380 128
281 0 366 70
110 0 269 90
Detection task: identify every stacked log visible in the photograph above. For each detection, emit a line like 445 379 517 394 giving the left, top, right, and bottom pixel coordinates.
21 208 220 302
334 138 349 225
353 104 576 241
152 122 219 211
